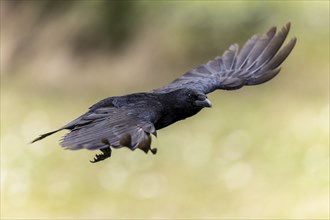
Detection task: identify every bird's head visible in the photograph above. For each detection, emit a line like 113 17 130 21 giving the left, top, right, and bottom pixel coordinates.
173 88 212 109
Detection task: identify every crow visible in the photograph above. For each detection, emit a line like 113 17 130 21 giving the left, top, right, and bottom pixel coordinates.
32 23 296 163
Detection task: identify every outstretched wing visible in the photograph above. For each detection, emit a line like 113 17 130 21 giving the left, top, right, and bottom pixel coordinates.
60 107 157 154
154 23 296 94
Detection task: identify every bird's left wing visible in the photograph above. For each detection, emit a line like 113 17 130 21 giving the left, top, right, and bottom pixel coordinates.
153 23 296 94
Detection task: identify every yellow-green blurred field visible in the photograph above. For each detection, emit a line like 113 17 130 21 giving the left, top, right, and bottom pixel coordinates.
1 1 329 219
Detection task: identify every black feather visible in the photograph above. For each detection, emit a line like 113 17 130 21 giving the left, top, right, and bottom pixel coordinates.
32 23 296 162
154 22 296 93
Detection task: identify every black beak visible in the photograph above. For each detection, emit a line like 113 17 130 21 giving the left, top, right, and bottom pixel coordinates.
194 98 212 108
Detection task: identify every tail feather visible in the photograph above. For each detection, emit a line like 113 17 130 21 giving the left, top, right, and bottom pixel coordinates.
30 129 62 143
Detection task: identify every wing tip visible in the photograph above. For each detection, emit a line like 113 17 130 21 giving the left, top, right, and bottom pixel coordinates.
285 21 291 30
279 22 291 36
266 26 277 37
290 37 297 47
246 67 281 86
262 21 291 38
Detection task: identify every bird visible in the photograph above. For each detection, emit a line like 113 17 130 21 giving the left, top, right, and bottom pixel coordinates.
32 23 296 163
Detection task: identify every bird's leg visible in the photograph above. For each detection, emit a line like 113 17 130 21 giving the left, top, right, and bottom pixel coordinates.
90 147 112 163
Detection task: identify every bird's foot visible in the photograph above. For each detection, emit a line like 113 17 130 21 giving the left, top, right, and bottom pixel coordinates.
90 147 112 163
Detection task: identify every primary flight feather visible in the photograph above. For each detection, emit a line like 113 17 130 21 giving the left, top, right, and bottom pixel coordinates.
32 23 296 162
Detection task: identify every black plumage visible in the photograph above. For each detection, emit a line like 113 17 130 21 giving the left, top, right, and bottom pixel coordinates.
32 23 296 162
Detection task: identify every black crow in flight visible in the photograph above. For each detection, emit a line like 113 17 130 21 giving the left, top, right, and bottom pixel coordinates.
32 23 296 163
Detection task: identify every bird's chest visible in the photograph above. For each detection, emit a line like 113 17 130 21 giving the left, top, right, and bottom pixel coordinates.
154 107 201 130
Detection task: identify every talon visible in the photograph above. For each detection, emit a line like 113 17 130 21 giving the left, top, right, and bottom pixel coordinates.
89 147 112 163
90 158 97 163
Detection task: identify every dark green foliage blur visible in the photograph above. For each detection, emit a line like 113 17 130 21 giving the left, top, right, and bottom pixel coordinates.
1 1 329 219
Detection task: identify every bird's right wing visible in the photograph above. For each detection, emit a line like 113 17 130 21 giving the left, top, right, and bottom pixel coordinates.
60 107 157 154
154 23 296 94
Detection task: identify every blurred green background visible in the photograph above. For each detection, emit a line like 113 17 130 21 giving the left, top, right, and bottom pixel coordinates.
1 1 329 219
